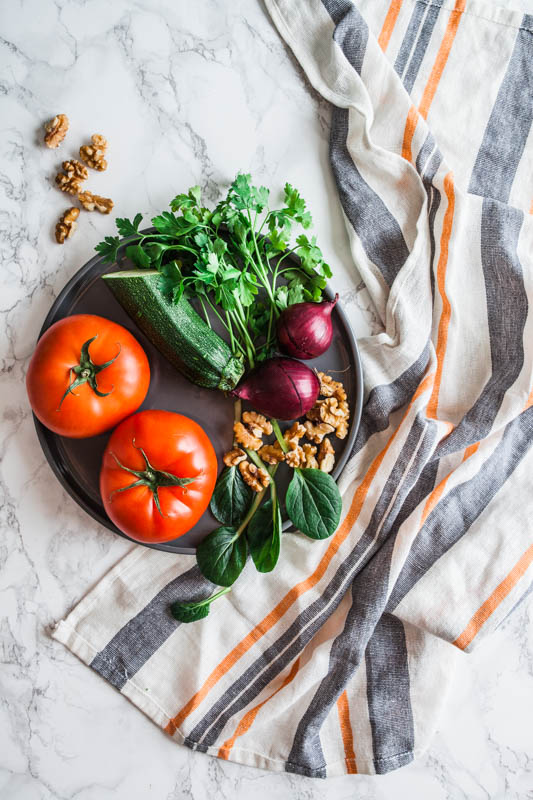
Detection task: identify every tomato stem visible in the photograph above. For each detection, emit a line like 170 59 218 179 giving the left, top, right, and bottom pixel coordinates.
109 442 196 517
57 336 122 410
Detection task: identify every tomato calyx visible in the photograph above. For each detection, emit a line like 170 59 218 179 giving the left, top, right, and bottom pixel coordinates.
58 336 121 410
109 442 197 517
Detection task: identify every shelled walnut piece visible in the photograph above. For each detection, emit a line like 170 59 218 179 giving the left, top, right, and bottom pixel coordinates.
302 443 318 469
258 443 285 465
79 134 108 171
55 159 88 195
78 190 114 214
303 420 335 444
44 114 69 148
55 207 80 243
233 413 272 451
307 372 350 440
318 437 335 473
317 371 347 402
223 447 247 467
242 411 272 436
239 461 269 492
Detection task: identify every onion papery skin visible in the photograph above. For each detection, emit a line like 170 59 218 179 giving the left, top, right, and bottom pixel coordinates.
277 295 338 360
232 357 320 420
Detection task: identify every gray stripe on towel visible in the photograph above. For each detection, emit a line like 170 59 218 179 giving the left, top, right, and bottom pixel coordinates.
322 0 369 76
330 106 411 287
468 15 533 203
402 2 442 94
285 422 432 775
389 406 533 609
90 565 214 690
435 198 527 459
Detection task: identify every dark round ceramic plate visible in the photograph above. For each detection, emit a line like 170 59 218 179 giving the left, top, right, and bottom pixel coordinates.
34 235 363 553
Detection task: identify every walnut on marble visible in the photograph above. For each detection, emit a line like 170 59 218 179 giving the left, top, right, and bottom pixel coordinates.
55 207 80 244
78 190 114 214
55 160 88 196
79 134 108 171
44 114 69 148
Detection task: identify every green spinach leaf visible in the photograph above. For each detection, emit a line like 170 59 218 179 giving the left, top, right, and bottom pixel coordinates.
196 526 247 586
246 498 282 573
170 586 231 623
285 468 342 539
210 466 253 526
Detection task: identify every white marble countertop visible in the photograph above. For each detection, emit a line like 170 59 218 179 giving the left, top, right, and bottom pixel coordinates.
1 1 532 798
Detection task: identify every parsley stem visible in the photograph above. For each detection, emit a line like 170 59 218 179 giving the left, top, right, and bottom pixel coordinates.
204 298 246 358
198 296 211 328
272 419 289 453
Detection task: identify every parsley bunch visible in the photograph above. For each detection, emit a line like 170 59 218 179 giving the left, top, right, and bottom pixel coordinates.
96 174 331 368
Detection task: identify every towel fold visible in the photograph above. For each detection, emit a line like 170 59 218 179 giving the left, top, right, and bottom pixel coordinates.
53 0 533 777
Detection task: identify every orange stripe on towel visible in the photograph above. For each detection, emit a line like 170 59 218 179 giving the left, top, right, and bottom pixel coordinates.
401 0 466 163
453 543 533 650
402 105 419 162
427 171 455 421
217 657 301 759
418 0 466 120
337 690 358 773
378 0 403 52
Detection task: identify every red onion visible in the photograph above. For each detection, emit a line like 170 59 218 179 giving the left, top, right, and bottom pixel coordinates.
277 294 339 360
231 357 320 420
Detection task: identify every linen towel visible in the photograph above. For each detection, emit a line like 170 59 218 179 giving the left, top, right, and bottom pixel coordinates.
53 0 533 777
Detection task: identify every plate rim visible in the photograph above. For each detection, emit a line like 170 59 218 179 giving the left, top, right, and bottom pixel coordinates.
33 233 364 554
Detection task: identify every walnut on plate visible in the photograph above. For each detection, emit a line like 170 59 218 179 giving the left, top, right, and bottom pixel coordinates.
242 411 273 437
317 371 347 402
44 114 69 148
258 443 285 465
239 461 270 492
79 134 108 171
302 443 318 469
285 441 319 469
233 421 262 451
284 422 306 449
55 207 80 244
318 437 335 473
303 420 335 444
223 447 247 467
78 190 114 214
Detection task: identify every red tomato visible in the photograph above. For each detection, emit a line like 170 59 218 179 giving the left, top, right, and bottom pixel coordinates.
100 410 217 543
27 314 150 438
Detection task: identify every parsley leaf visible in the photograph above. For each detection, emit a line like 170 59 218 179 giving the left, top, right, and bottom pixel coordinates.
115 213 143 237
95 235 121 264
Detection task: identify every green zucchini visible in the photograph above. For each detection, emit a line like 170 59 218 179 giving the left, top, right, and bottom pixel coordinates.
102 270 244 391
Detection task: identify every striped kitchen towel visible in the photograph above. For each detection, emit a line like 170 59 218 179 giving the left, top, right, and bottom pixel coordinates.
52 0 533 777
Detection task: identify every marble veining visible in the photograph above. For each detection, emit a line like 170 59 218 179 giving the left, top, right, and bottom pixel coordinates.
1 0 532 798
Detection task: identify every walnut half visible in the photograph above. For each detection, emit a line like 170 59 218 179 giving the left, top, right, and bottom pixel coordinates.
239 461 270 492
44 114 69 148
55 207 80 244
223 447 247 467
242 411 273 436
234 421 262 451
55 160 88 196
79 134 108 171
78 190 114 214
304 420 335 444
318 437 335 473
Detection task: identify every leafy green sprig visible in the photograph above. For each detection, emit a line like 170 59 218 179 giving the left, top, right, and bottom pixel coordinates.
95 174 332 369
